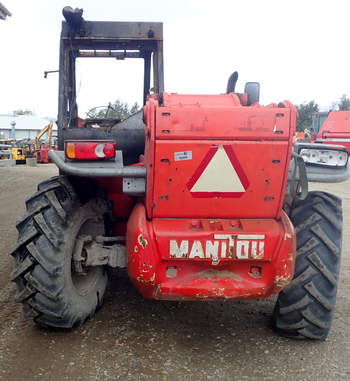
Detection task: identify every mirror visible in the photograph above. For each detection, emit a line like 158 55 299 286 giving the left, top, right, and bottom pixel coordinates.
244 82 260 105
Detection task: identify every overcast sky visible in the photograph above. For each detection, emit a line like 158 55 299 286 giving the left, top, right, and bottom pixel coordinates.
1 0 350 118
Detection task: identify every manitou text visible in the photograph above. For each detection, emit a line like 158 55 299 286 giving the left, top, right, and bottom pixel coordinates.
169 234 265 262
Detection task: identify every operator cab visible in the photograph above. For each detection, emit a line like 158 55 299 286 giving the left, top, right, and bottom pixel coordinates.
58 7 164 149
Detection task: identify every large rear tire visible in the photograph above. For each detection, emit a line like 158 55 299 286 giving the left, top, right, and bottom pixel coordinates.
274 191 342 339
10 176 108 328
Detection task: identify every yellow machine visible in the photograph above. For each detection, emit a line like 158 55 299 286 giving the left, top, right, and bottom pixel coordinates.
11 146 26 163
0 139 27 163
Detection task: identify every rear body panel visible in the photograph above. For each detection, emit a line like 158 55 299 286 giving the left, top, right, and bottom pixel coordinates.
153 140 289 218
126 203 295 300
124 93 297 300
146 94 295 220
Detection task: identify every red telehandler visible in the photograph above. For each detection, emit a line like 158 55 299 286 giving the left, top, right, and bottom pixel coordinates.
310 111 350 153
10 7 350 339
297 111 350 183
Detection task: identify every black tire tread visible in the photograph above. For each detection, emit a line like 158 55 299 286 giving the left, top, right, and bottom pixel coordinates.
45 190 67 220
274 191 342 340
33 213 61 248
25 242 59 276
10 175 108 328
301 308 328 329
310 224 340 257
15 282 36 303
16 199 50 231
10 256 35 281
10 225 39 256
279 294 311 315
307 252 337 286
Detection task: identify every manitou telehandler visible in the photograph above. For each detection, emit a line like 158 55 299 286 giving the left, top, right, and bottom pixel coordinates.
310 111 350 154
10 7 350 339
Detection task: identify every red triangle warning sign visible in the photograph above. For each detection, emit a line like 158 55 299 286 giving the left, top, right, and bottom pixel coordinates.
187 145 249 198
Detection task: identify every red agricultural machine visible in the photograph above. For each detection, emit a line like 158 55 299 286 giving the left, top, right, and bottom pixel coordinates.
310 111 350 153
296 111 350 183
10 7 350 339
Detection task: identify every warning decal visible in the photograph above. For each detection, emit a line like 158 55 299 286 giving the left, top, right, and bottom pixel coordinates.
186 145 249 197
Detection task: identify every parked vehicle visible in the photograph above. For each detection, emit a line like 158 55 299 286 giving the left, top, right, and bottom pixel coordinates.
10 7 349 340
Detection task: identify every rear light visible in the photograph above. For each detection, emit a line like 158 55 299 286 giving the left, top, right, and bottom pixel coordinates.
65 141 116 160
300 148 348 167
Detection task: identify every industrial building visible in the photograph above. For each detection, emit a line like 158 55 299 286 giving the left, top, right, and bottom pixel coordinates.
0 114 57 141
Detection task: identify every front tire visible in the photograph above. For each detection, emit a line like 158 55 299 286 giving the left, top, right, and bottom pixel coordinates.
10 176 108 328
274 191 342 339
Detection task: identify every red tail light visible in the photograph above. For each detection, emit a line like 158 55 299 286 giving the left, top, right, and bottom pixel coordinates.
65 141 116 160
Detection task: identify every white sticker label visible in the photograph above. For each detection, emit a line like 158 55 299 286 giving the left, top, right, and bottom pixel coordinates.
174 151 192 161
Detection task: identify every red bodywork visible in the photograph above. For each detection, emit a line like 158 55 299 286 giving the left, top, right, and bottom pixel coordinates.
37 146 49 163
109 93 297 300
315 111 350 152
38 145 57 163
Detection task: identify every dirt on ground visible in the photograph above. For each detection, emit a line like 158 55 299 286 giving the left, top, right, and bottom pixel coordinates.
0 164 349 381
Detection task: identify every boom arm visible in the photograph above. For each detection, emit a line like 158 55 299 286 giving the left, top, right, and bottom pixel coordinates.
35 121 53 151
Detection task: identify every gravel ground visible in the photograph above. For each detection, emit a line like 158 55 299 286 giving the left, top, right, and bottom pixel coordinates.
0 164 349 381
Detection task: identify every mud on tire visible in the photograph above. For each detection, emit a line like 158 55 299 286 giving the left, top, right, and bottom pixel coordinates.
274 191 342 340
10 176 108 328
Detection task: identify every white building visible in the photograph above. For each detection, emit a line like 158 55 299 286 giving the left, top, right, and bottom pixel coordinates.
0 115 57 141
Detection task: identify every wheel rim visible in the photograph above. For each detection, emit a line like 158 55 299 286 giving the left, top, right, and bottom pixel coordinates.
71 217 105 296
